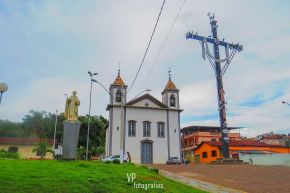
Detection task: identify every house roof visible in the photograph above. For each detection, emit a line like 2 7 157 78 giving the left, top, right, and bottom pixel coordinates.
181 125 242 132
0 138 54 145
126 93 168 108
262 135 283 139
194 140 286 151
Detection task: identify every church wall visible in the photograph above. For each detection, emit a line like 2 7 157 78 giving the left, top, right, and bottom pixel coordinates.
168 110 181 159
105 127 110 157
111 107 122 156
125 108 168 164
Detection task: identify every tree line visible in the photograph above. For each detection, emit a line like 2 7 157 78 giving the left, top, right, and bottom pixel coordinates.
0 110 108 157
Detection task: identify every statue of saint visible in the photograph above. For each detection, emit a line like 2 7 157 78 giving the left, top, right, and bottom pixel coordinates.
64 91 80 122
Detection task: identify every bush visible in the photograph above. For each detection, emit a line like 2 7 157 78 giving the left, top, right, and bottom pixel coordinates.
105 160 111 164
77 146 87 160
112 159 120 164
0 151 20 159
150 168 159 174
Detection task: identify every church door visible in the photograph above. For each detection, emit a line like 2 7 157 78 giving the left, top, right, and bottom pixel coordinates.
141 141 153 164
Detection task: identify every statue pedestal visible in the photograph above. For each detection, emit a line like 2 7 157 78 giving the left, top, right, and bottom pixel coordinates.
62 120 81 160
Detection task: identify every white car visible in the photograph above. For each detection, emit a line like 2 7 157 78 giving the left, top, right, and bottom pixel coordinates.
103 154 129 163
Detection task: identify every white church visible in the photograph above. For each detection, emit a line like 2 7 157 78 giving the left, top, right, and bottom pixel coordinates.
105 70 182 164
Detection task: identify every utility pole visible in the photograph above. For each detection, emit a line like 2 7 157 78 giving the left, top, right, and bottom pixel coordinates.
186 13 243 158
53 109 58 152
86 71 98 161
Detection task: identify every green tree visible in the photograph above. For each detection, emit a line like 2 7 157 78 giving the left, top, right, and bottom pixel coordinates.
0 119 24 137
78 115 107 159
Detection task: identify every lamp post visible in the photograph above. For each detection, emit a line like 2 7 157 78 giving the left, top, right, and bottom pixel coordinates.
86 71 98 161
53 109 58 153
0 83 8 106
282 101 290 106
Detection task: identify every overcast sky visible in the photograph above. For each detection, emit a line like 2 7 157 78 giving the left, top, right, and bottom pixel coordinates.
0 0 290 137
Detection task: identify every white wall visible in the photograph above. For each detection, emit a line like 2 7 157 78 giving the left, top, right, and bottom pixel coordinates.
125 107 168 163
168 111 181 159
111 107 122 156
239 153 290 167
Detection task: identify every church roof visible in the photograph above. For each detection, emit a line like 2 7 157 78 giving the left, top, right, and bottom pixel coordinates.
126 93 168 108
112 74 126 86
164 79 177 90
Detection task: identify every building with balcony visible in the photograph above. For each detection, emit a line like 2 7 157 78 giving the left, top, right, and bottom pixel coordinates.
181 125 241 161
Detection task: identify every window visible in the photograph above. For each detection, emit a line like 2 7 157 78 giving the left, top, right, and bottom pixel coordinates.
170 94 176 107
157 122 165 138
128 121 136 137
116 89 122 102
202 152 208 158
211 150 217 157
8 147 18 153
143 121 151 137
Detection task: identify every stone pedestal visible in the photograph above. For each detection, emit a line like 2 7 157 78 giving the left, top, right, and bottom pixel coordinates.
62 120 81 160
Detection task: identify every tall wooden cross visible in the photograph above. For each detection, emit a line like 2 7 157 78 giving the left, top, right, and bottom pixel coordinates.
186 13 243 158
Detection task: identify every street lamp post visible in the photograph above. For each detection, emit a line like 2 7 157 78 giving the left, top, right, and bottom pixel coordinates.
53 109 58 153
0 83 8 106
86 71 98 161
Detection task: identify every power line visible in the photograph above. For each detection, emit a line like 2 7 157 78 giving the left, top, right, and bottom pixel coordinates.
128 0 166 93
139 0 187 92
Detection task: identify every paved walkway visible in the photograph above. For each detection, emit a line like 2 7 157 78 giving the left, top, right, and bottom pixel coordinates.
160 170 244 193
152 164 290 193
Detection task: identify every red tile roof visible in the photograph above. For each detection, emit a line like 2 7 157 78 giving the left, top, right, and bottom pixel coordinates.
262 136 283 139
0 138 53 145
201 140 285 148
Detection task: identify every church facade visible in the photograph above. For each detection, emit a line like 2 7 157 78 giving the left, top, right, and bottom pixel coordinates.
105 71 182 164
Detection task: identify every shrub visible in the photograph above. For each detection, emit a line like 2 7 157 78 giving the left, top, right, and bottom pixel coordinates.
112 159 120 164
141 165 148 169
150 168 159 174
0 151 20 159
105 160 112 164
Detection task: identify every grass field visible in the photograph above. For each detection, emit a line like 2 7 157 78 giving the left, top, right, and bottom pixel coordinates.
0 160 206 193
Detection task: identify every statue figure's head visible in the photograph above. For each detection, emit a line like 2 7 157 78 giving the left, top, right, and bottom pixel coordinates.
72 91 77 96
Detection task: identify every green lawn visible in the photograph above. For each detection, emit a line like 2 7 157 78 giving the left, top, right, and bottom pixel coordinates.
0 160 206 193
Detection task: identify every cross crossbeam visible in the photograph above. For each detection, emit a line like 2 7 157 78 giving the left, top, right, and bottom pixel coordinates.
186 32 243 52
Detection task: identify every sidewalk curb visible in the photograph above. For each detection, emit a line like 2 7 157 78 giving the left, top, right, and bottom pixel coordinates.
159 170 246 193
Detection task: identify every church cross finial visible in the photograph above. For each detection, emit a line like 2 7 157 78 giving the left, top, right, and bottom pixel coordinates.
168 68 172 80
118 62 121 76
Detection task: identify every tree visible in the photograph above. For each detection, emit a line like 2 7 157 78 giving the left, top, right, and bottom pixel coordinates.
0 119 23 137
32 139 54 159
78 115 108 159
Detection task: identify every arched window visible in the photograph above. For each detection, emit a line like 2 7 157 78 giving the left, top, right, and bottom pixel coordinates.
116 89 122 102
170 94 176 107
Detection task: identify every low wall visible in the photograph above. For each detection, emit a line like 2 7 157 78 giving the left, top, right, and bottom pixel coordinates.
239 153 290 167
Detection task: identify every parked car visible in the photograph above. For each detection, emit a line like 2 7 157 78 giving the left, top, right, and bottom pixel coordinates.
166 157 181 164
103 154 129 163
